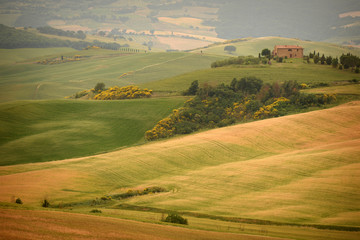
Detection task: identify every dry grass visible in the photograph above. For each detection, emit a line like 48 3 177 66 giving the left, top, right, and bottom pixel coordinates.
0 209 285 240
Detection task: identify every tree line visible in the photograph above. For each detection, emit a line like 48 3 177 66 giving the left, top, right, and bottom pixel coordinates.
0 24 122 50
310 51 360 73
37 26 86 40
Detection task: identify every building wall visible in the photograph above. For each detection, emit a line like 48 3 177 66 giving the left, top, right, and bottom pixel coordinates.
274 48 303 58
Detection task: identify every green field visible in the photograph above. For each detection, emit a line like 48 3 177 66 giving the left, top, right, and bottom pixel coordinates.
0 97 186 165
0 49 223 102
143 60 360 92
194 36 360 57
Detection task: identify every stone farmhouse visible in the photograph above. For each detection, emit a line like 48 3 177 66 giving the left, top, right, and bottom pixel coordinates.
272 45 304 58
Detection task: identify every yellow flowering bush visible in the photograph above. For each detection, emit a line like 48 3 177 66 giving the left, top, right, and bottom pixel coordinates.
145 117 176 141
253 97 290 120
94 86 152 100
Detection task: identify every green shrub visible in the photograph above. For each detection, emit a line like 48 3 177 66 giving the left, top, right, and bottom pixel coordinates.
163 213 188 225
15 198 23 204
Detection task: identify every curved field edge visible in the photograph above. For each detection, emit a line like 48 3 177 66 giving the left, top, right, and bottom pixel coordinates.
0 209 284 240
0 101 359 227
0 97 187 165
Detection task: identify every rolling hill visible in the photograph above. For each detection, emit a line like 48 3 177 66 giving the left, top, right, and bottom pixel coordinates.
0 49 224 102
0 101 359 236
191 36 360 57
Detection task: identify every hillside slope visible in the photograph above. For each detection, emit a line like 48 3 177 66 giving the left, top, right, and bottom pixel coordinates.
0 101 359 227
192 37 360 57
0 50 223 102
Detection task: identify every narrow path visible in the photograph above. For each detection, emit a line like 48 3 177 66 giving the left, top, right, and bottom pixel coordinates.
33 83 42 99
119 54 191 79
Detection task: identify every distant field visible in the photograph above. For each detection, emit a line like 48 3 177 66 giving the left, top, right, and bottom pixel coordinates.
143 60 359 92
193 37 360 57
0 101 359 231
0 49 223 102
0 97 186 165
0 48 75 65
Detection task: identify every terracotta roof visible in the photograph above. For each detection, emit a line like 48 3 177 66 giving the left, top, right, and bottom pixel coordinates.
275 45 303 49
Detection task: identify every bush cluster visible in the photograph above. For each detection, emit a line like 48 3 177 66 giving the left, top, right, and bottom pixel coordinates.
163 213 188 225
94 86 152 100
37 55 88 65
145 78 337 141
90 209 102 213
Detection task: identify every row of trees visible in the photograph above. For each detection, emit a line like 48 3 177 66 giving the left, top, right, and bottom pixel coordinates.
145 78 336 141
310 51 360 72
37 26 86 39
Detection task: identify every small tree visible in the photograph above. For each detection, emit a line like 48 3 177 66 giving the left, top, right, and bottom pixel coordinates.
95 82 105 92
326 56 333 65
320 54 326 65
331 58 338 68
184 80 199 95
224 45 236 54
42 199 50 208
261 48 271 58
314 55 320 64
15 198 23 204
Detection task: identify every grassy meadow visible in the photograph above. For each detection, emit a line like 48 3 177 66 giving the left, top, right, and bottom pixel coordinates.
0 97 186 166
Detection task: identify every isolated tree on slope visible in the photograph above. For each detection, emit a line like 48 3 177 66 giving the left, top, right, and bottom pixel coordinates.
224 45 236 54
